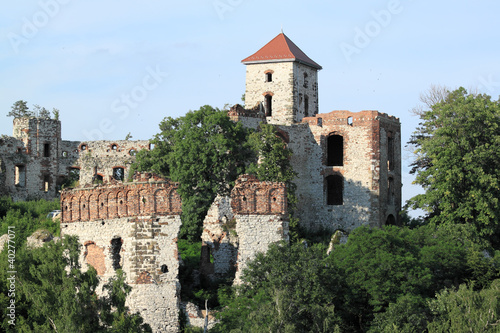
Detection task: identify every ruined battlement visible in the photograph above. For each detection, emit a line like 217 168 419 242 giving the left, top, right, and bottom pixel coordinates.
60 174 181 223
301 110 399 127
231 174 287 215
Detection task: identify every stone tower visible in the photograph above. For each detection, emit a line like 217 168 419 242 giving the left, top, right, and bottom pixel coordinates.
242 33 322 125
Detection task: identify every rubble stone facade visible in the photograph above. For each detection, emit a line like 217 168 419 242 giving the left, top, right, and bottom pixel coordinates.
60 173 182 333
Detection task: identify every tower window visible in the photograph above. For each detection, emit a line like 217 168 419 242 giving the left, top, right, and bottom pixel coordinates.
303 73 309 88
388 133 394 171
388 177 395 205
326 134 343 166
326 175 343 205
43 143 50 157
266 72 272 82
265 94 273 117
304 95 309 117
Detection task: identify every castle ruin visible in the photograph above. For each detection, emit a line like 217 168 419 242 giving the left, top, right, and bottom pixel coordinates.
0 32 401 332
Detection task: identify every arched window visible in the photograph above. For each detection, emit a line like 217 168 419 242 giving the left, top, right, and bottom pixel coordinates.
326 174 343 205
265 94 273 117
326 134 343 166
386 214 396 225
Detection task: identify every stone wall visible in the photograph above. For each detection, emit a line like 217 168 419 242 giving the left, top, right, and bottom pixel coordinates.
231 175 289 284
60 175 181 333
0 116 151 201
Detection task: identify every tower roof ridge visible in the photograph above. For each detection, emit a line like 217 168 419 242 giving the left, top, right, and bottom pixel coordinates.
241 33 322 70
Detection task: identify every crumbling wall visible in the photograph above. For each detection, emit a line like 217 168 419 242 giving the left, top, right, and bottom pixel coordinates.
200 196 237 280
230 175 289 284
60 175 182 333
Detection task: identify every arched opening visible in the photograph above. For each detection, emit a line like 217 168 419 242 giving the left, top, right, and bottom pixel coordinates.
326 174 343 205
326 134 343 166
386 214 396 225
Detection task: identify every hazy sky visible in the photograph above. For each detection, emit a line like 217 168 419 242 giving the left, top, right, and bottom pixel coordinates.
2 1 500 212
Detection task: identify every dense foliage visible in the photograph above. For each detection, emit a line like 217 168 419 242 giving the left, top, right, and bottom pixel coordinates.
408 87 500 245
213 225 500 332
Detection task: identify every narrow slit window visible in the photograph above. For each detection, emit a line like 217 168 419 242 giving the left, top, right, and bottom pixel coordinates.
265 94 273 117
304 95 309 117
266 72 272 82
388 134 394 171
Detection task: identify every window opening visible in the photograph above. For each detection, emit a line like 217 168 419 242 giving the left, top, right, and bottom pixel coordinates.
15 165 26 187
388 134 394 171
303 72 309 88
265 94 272 117
129 149 137 156
347 116 353 126
80 144 87 151
388 177 395 205
113 167 124 181
43 143 50 157
326 175 343 205
43 175 50 192
304 95 309 117
386 214 396 225
326 134 343 166
111 237 122 270
111 144 117 151
266 72 272 82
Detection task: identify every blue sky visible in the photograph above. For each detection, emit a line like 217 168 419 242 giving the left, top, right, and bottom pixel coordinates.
2 0 500 213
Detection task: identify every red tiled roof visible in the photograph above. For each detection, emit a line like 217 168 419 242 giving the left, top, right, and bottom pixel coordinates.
242 33 322 70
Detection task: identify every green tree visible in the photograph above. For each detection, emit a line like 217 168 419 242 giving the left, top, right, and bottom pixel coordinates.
133 105 251 240
7 100 33 118
212 242 344 333
427 279 500 332
33 104 51 119
329 224 499 331
407 87 500 245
